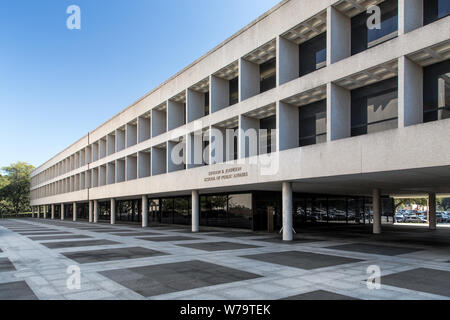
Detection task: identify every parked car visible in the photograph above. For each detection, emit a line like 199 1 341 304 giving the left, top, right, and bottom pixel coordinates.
395 212 405 223
404 215 425 223
436 212 449 223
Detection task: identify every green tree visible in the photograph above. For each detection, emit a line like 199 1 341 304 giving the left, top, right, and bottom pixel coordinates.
0 162 34 214
438 198 450 211
394 198 427 212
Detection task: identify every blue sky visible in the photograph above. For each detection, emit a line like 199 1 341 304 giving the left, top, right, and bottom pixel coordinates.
0 0 280 169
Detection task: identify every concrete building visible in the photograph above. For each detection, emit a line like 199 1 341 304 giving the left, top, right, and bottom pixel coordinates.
30 0 450 240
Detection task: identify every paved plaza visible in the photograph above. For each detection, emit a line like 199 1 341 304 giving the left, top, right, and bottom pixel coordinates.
0 219 450 300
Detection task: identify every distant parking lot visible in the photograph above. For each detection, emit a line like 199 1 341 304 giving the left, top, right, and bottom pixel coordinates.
395 210 450 224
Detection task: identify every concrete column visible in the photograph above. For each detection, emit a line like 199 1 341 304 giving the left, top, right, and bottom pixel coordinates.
428 193 437 230
398 56 423 128
151 109 167 137
373 189 381 234
61 203 65 221
239 115 260 158
327 83 351 141
51 204 55 220
327 6 351 65
43 205 47 219
239 58 259 101
210 75 229 113
142 195 148 228
37 206 40 219
276 101 299 151
399 0 423 35
167 99 186 131
31 207 35 218
73 202 77 222
192 190 200 233
89 201 93 223
110 198 116 225
93 200 99 223
277 35 299 86
282 182 293 241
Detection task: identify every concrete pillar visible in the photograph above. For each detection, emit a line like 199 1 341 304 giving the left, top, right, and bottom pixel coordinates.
187 88 205 123
327 6 351 65
51 204 55 220
31 207 35 218
192 190 199 233
277 35 299 86
61 203 65 221
142 195 148 228
282 182 293 241
398 56 423 128
210 75 229 113
239 115 260 158
43 205 47 219
428 193 437 230
239 58 259 101
277 101 299 151
73 202 77 222
93 200 99 223
89 201 93 223
151 109 167 137
167 99 186 131
37 206 40 219
327 83 351 141
373 189 381 234
110 198 116 225
399 0 423 35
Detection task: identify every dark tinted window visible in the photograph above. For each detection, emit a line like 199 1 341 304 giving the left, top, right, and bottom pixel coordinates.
260 58 276 93
173 197 190 225
161 198 174 224
299 32 327 77
351 0 398 55
299 99 327 147
229 77 239 105
424 0 450 25
260 115 276 154
228 194 253 229
351 77 398 137
204 92 210 116
423 60 450 123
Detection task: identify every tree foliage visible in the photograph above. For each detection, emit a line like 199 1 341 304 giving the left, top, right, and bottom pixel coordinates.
394 198 427 212
438 198 450 211
0 162 34 214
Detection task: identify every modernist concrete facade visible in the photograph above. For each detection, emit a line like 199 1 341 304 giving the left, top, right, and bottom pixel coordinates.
30 0 450 240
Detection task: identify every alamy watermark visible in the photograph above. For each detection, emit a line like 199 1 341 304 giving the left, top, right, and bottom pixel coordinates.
367 265 382 290
66 5 81 30
66 265 81 290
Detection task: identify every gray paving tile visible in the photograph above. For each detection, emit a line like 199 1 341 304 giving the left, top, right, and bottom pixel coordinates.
178 242 261 252
326 243 421 256
207 232 259 238
12 229 56 232
241 251 363 270
28 235 93 241
257 237 323 244
282 290 359 300
381 268 450 297
18 231 72 236
0 281 38 300
41 239 120 249
89 229 135 233
62 247 168 264
138 236 201 242
110 232 163 237
0 257 16 272
99 260 261 297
